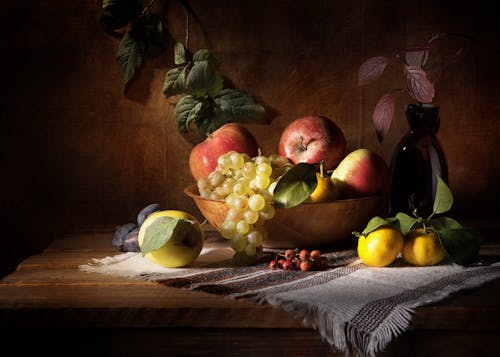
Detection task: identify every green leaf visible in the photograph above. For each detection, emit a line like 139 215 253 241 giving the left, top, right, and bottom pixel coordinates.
101 0 143 32
141 216 195 256
174 42 187 65
116 32 145 86
139 14 166 58
193 49 217 66
429 216 463 231
395 212 419 235
437 228 481 265
273 163 317 208
361 216 392 235
433 175 453 214
186 60 223 98
214 89 268 125
174 94 202 132
163 66 188 97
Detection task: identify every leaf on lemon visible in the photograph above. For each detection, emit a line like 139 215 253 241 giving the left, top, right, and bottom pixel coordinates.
429 216 463 230
395 212 419 235
361 216 392 235
437 228 481 266
433 175 453 214
141 217 194 256
273 163 317 208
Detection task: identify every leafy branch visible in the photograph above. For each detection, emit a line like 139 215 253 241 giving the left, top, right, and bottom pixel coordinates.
358 32 472 142
100 0 166 89
163 42 268 138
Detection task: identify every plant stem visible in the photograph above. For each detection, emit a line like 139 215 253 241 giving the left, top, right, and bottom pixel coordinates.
141 0 157 16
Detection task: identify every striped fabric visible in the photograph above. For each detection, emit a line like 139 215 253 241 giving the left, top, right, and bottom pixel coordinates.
81 232 500 356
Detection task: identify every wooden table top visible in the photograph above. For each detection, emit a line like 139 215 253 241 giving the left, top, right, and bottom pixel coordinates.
1 227 499 356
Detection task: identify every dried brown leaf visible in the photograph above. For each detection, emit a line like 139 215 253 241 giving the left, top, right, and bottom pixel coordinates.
403 66 435 103
358 56 388 86
372 93 395 142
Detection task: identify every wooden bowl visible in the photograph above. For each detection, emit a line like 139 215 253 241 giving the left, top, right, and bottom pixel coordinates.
184 184 388 249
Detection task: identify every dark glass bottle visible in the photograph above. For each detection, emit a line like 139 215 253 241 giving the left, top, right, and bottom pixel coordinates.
389 104 448 218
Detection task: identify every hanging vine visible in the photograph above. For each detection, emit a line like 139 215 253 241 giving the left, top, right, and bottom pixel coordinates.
99 0 269 139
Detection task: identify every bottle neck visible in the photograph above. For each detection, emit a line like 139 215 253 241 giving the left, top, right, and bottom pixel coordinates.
406 104 440 134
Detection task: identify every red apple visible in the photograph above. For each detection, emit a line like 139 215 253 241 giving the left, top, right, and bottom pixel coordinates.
189 123 259 180
278 115 346 170
330 148 390 198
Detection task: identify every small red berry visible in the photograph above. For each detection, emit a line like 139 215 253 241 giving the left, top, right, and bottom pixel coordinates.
299 249 310 262
269 259 278 269
284 249 295 260
282 259 294 270
310 249 321 260
299 260 311 272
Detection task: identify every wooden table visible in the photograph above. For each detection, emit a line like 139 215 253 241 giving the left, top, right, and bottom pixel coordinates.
1 227 499 356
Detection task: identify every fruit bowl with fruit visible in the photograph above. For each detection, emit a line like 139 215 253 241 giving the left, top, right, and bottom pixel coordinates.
186 118 390 253
184 184 387 249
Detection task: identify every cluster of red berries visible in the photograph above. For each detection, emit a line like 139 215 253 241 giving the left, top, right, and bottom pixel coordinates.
268 248 329 271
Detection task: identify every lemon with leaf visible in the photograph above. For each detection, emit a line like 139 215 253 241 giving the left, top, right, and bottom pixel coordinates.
402 228 446 266
357 226 404 267
138 210 204 268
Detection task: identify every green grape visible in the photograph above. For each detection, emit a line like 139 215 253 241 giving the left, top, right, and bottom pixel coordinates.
236 220 250 234
247 229 263 246
229 152 245 170
256 162 272 176
230 233 247 252
244 243 258 257
208 171 225 187
217 152 232 170
233 195 248 210
243 209 259 224
254 173 270 190
259 203 276 220
242 161 256 178
248 194 266 211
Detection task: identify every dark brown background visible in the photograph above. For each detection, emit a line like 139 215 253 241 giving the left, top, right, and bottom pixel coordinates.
1 0 498 277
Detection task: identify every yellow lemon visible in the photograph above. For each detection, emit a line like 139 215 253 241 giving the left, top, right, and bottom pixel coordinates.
357 226 404 267
138 210 204 268
402 228 446 266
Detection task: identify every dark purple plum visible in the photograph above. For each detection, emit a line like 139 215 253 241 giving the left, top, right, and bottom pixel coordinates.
123 227 140 252
137 203 160 226
112 222 138 252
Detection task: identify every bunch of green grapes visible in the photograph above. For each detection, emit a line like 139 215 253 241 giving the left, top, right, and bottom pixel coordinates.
197 151 293 256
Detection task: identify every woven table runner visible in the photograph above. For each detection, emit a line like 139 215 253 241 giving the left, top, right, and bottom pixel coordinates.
80 231 500 356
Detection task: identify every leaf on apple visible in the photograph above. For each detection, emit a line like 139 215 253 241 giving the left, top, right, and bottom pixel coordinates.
141 216 194 256
358 56 388 86
403 65 435 103
273 163 317 208
372 92 396 142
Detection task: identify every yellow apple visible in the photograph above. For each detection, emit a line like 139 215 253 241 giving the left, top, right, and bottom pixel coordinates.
138 210 204 268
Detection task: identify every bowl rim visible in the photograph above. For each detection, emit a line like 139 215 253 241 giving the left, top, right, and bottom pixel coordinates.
183 184 386 205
